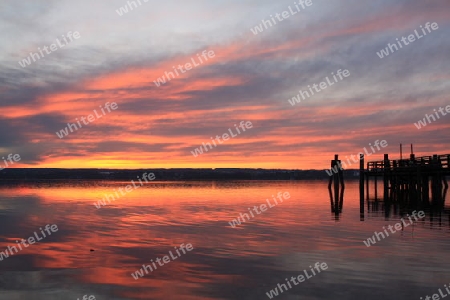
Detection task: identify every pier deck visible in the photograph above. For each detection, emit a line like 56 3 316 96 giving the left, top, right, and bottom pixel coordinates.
364 153 449 203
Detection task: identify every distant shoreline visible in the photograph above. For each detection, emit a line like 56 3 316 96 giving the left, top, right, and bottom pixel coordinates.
0 168 363 181
1 168 447 182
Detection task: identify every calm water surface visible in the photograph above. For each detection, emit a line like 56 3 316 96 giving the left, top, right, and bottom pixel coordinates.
0 180 449 300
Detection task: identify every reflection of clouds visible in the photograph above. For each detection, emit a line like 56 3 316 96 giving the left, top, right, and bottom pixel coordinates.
0 195 43 236
0 195 41 211
0 269 114 300
0 182 448 299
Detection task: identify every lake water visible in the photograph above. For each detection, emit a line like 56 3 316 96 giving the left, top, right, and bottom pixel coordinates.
0 180 449 300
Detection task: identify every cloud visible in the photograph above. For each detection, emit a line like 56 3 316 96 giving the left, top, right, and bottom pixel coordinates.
0 0 449 168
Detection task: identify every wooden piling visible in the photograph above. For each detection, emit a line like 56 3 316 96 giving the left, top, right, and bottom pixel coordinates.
328 155 345 219
360 153 364 220
383 154 389 201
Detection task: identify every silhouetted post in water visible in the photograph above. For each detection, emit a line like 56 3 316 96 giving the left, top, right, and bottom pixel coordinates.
328 154 344 188
383 154 390 201
333 155 340 212
431 154 444 204
429 163 435 201
408 152 415 202
444 155 449 195
444 185 448 204
374 169 378 200
417 157 423 202
422 158 430 204
392 160 398 199
360 154 364 221
328 154 344 219
366 159 369 200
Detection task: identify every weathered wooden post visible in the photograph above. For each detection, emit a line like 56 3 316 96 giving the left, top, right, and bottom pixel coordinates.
392 160 398 200
431 154 439 203
383 154 389 201
434 155 444 203
333 155 340 215
444 155 449 190
328 155 344 219
374 166 378 200
360 154 364 221
366 161 370 200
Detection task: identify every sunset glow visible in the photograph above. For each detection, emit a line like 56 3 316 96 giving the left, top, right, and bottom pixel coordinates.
2 1 450 170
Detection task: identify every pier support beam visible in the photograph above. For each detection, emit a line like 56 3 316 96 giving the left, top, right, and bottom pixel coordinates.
359 154 365 199
383 154 389 201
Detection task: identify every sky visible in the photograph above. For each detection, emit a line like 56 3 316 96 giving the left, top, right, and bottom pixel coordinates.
0 0 449 169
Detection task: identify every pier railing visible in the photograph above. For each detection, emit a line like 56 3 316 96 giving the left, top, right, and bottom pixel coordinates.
366 154 450 175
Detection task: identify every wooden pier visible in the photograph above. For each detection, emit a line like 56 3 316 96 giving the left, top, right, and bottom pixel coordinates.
363 153 449 204
328 149 449 222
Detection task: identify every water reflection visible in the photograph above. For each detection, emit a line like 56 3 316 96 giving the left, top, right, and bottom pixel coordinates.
329 184 344 220
0 180 448 299
361 179 449 229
